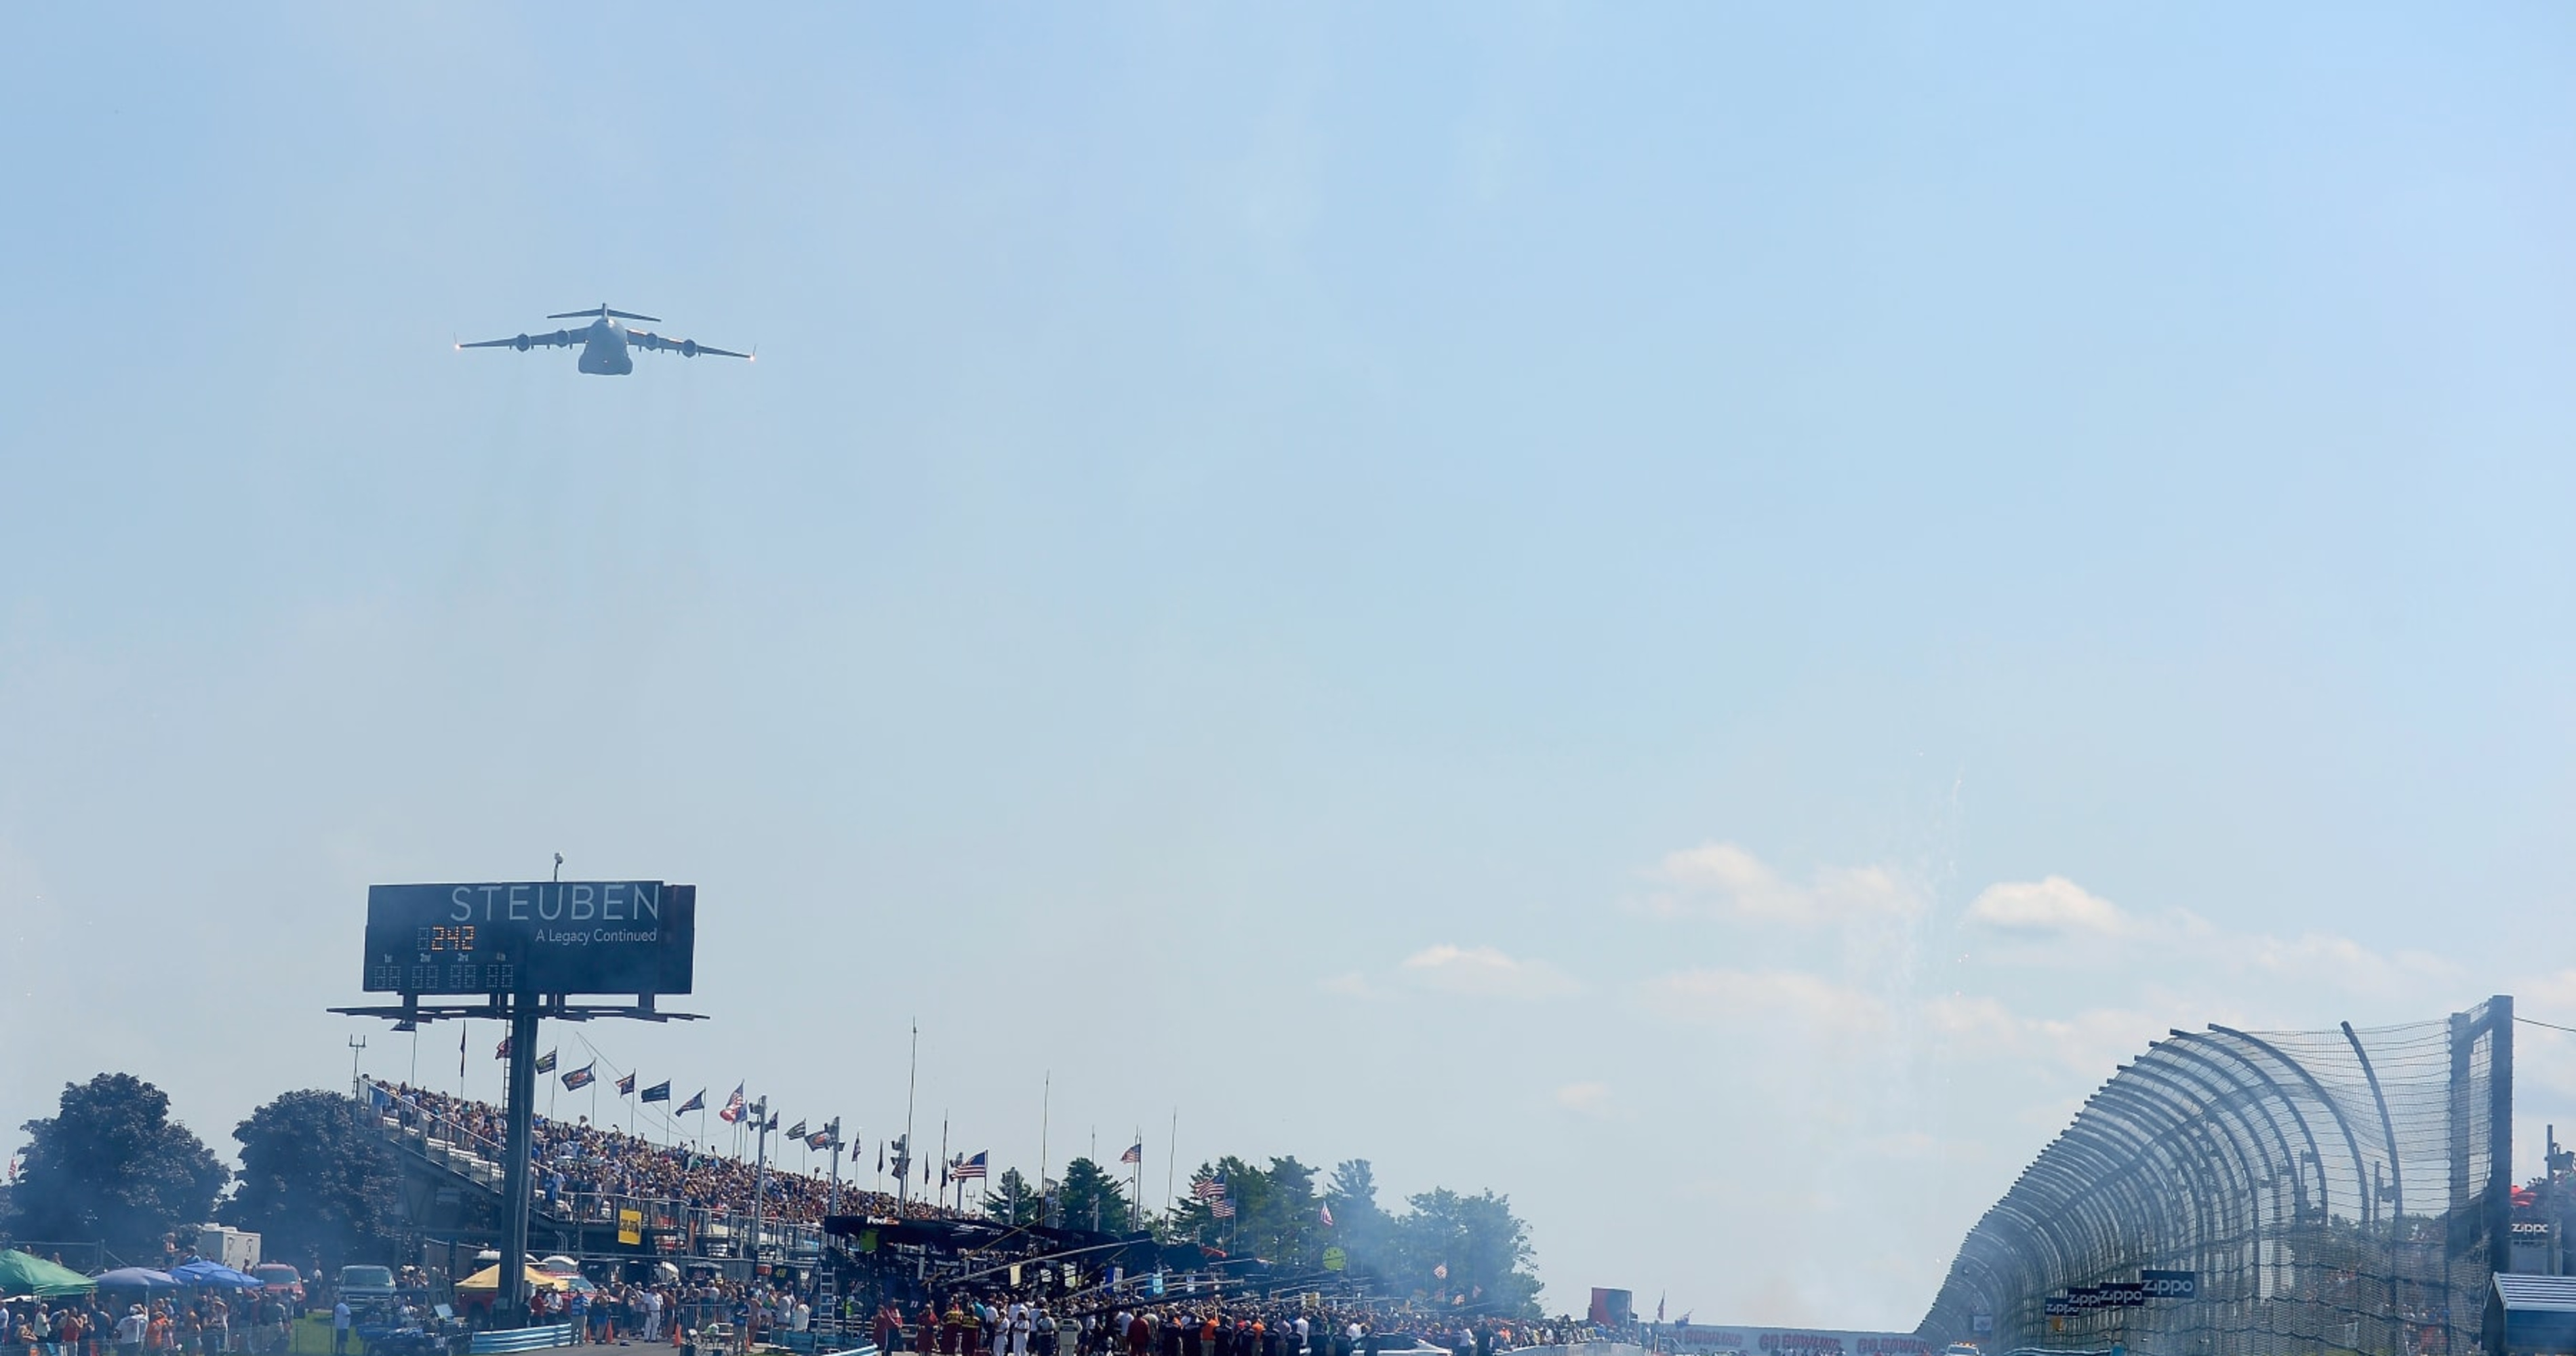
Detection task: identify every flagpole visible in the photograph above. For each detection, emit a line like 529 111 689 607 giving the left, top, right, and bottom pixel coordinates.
900 1019 919 1208
940 1114 950 1213
1164 1109 1178 1237
1039 1071 1050 1228
749 1100 771 1274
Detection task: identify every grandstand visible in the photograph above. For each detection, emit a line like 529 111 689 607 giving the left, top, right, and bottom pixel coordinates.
360 1079 970 1271
1915 998 2512 1356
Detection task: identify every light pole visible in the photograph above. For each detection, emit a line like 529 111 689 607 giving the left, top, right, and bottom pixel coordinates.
349 1034 368 1092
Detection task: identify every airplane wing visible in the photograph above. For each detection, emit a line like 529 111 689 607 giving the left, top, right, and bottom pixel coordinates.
458 330 578 352
625 330 751 361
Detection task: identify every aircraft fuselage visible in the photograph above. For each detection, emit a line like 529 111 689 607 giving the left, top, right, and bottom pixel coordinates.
576 319 635 376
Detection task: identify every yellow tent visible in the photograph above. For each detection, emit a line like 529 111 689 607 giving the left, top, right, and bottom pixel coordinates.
454 1264 576 1294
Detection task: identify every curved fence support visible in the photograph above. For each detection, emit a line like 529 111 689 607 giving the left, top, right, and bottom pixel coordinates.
1916 998 2514 1356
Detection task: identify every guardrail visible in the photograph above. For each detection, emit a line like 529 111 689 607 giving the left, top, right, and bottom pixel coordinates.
471 1325 576 1354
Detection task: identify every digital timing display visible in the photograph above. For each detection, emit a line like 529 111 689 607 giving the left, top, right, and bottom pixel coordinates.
362 881 696 997
418 925 477 953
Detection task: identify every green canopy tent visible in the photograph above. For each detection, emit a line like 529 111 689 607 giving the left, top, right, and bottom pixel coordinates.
0 1248 98 1298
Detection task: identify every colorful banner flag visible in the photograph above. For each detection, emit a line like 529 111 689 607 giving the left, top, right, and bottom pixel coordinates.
561 1063 595 1091
677 1089 706 1115
616 1071 636 1096
535 1049 557 1074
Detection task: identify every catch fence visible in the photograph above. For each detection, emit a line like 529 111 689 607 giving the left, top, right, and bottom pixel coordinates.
1916 997 2513 1356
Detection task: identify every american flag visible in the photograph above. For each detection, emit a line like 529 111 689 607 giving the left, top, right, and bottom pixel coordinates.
718 1084 747 1123
494 1037 512 1060
1320 1203 1334 1227
953 1151 989 1180
1121 1142 1143 1165
677 1089 705 1114
1209 1197 1236 1219
1191 1176 1227 1203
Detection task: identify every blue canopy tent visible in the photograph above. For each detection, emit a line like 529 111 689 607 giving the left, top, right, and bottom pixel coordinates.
93 1267 180 1291
169 1260 262 1289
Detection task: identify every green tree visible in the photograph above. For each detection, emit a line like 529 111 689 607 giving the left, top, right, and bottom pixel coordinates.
1389 1188 1540 1318
10 1074 227 1262
982 1168 1043 1224
1169 1157 1265 1250
1056 1157 1135 1234
1248 1156 1321 1269
222 1090 404 1269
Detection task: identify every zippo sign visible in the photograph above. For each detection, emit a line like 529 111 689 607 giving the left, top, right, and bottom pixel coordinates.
2140 1271 2198 1300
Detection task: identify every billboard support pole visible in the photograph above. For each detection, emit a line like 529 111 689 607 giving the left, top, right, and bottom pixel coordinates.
500 994 540 1327
337 881 706 1329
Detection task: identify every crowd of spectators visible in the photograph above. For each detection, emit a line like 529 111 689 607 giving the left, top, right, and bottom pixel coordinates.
840 1290 1593 1356
345 1082 1615 1356
375 1082 971 1229
3 1285 298 1356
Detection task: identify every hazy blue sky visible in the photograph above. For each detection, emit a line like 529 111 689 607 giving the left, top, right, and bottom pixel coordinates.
8 3 2576 1328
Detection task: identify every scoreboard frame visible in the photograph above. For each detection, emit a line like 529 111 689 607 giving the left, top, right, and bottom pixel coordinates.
361 881 697 998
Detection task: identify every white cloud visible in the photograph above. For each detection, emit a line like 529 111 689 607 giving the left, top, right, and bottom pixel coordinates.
1963 874 2455 999
1965 876 2134 937
1636 967 1891 1037
1398 944 1582 999
1647 842 1923 924
1554 1081 1613 1115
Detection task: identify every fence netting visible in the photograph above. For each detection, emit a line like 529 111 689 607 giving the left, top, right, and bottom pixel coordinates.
1917 998 2514 1356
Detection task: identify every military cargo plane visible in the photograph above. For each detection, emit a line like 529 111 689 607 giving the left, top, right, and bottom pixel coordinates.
458 305 750 376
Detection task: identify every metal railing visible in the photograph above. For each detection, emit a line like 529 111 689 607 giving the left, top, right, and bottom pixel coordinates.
1916 998 2514 1356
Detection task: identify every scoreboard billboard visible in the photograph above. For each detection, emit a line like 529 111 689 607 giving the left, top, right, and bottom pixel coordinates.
362 881 696 997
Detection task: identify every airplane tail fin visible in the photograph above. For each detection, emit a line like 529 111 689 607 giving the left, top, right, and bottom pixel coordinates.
547 304 662 323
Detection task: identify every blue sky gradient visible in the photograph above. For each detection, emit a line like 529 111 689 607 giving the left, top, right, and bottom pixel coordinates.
7 3 2576 1326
